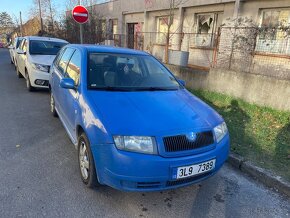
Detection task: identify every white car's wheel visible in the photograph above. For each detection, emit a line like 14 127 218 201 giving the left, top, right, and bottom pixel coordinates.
16 65 23 78
25 71 34 92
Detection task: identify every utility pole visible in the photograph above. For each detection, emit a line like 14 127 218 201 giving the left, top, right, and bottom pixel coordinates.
19 11 23 36
38 0 44 32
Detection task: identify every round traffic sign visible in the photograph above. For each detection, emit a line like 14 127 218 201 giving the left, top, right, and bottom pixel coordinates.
72 5 89 24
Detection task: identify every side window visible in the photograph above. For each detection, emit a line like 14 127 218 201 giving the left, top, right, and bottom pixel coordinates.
66 50 81 85
22 40 28 52
54 47 66 66
20 39 25 50
57 48 74 76
16 39 22 49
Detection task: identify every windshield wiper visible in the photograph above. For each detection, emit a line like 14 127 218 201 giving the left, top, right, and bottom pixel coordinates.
88 86 179 91
88 86 134 91
31 53 49 55
136 87 179 91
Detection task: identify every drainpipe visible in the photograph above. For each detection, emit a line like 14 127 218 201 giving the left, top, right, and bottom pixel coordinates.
233 0 241 18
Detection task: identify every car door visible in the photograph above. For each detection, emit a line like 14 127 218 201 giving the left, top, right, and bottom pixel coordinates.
17 39 28 76
61 49 82 136
9 39 15 61
51 47 75 125
15 39 24 68
12 38 21 63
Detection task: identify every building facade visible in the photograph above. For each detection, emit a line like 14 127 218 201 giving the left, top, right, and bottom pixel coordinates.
81 0 290 79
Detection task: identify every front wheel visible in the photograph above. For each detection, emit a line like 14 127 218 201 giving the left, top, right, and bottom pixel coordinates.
50 93 58 117
26 71 35 92
16 65 23 78
78 133 100 188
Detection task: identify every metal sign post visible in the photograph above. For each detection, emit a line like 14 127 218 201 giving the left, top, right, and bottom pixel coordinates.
80 24 83 44
72 2 88 44
79 0 83 44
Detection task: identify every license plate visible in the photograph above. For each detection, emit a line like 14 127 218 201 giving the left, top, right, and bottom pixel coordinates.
176 159 216 179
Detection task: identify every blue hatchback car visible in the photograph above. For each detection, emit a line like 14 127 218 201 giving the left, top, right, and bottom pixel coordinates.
49 45 230 191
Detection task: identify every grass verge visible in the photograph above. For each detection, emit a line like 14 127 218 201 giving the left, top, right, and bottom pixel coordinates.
191 89 290 182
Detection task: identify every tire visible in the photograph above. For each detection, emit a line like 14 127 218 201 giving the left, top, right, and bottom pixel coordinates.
78 132 100 188
25 71 35 92
50 92 58 117
16 65 23 78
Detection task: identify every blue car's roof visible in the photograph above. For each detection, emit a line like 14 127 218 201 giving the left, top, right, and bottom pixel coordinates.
68 44 149 56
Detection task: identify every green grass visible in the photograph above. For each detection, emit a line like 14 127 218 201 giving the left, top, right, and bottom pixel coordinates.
191 89 290 182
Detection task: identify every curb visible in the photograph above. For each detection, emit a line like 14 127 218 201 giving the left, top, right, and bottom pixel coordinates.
227 153 290 198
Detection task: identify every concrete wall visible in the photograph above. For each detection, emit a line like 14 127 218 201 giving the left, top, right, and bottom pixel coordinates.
167 65 290 111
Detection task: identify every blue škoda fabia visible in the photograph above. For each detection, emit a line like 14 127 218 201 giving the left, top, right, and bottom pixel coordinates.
49 45 230 191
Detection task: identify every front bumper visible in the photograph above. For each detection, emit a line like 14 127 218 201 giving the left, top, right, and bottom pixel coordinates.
28 68 50 88
91 134 230 192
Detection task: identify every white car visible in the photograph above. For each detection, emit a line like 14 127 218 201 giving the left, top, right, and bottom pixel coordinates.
15 36 68 91
8 37 23 65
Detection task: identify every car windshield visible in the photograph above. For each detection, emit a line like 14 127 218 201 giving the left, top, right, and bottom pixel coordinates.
88 53 181 91
29 40 67 55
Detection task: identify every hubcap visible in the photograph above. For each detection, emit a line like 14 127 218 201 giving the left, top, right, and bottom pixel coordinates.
79 140 90 180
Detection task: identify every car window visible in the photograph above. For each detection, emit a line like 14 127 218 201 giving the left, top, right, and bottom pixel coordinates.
29 40 67 55
20 39 26 50
54 47 66 66
57 48 75 76
88 53 180 90
143 57 169 75
15 39 22 49
22 40 28 52
65 50 81 86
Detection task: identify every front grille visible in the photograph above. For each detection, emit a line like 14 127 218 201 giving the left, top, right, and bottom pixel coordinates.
163 131 214 152
166 172 212 186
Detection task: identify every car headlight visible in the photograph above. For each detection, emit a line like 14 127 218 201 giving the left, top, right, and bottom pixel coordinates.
32 63 49 72
113 136 157 154
214 122 228 143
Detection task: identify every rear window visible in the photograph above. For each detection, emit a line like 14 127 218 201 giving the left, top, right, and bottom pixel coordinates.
29 40 67 55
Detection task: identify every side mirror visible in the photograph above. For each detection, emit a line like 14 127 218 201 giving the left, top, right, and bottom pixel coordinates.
17 50 26 55
60 78 75 89
178 79 186 87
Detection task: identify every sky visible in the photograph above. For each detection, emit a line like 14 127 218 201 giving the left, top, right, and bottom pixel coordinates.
0 0 67 23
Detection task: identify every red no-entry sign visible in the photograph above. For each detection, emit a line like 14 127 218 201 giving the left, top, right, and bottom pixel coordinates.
72 5 89 24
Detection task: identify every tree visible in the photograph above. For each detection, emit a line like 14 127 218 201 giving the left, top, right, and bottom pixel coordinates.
29 0 58 34
154 0 187 63
0 12 14 29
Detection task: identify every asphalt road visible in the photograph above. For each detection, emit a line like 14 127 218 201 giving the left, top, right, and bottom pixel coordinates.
0 48 289 218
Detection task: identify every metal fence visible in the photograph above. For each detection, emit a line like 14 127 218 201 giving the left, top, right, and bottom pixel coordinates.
215 27 290 80
100 28 290 79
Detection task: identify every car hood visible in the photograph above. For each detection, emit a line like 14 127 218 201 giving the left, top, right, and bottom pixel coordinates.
87 89 223 136
29 55 56 66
